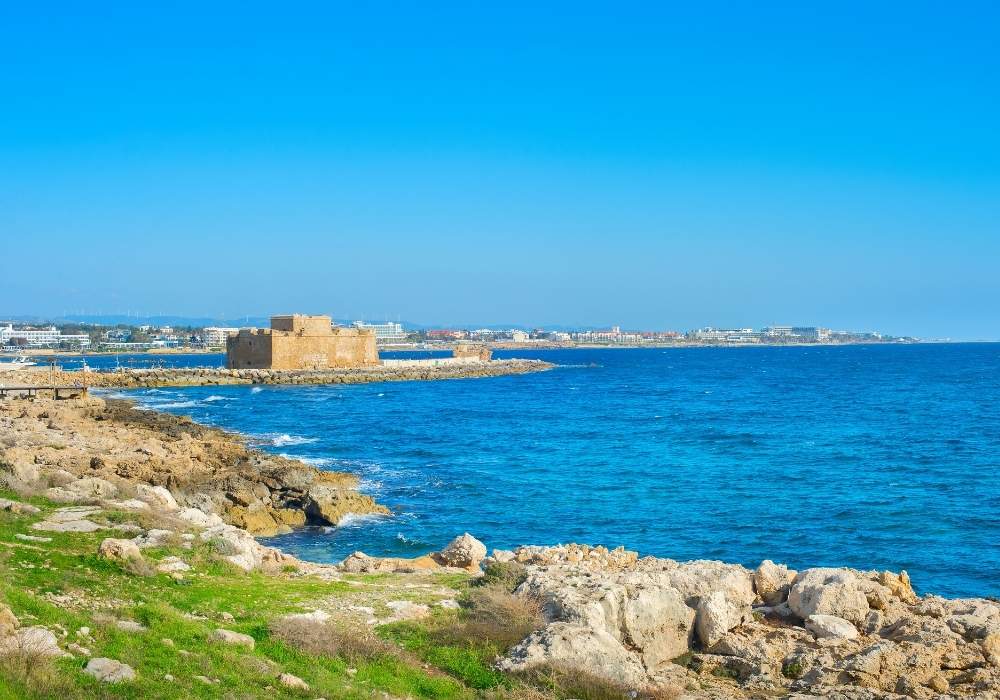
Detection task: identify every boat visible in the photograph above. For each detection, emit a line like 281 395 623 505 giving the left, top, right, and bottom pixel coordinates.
0 355 37 368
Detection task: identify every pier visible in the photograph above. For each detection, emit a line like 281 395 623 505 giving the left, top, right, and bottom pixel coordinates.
0 384 89 399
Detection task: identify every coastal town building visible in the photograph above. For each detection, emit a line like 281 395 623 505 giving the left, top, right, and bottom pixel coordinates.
352 321 407 344
226 315 378 370
690 328 761 343
203 327 240 348
426 329 468 340
511 330 529 343
0 324 91 348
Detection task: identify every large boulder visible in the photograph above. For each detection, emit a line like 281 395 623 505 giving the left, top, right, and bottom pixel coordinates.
0 626 64 658
84 657 136 683
788 569 870 625
499 622 649 688
135 484 178 511
98 538 144 565
753 560 795 605
303 485 388 526
200 524 295 572
435 533 487 569
805 614 859 641
622 584 694 666
696 590 752 648
68 477 119 499
176 508 224 528
657 560 755 608
209 628 255 649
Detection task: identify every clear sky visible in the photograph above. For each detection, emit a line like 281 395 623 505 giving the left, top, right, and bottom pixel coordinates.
2 2 998 338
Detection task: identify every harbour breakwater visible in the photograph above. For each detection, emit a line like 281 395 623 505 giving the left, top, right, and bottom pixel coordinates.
2 358 552 389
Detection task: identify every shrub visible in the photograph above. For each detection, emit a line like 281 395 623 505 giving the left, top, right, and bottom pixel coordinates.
0 638 75 697
453 586 545 650
270 616 396 663
475 560 528 593
782 659 804 679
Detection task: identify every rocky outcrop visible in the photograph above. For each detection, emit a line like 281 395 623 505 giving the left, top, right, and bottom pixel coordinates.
0 395 388 535
433 533 487 570
339 535 486 574
490 544 1000 698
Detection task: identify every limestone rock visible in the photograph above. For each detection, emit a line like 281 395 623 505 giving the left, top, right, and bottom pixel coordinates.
754 559 794 605
500 622 648 688
696 590 751 648
209 628 255 649
983 633 1000 667
98 538 144 565
68 477 119 499
658 559 756 608
200 523 294 572
278 672 309 690
135 484 178 510
805 614 860 641
304 484 389 526
0 459 40 487
622 585 694 666
435 533 487 569
0 497 41 515
156 556 191 573
282 610 332 624
788 568 870 625
15 533 51 543
132 529 177 548
116 620 147 633
225 505 280 535
0 626 64 658
385 600 430 622
84 657 136 683
177 507 224 528
0 605 20 637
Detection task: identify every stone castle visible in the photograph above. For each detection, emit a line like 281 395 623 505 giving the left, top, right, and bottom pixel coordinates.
226 315 378 370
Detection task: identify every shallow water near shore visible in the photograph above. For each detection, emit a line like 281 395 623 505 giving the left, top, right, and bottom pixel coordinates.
116 344 1000 598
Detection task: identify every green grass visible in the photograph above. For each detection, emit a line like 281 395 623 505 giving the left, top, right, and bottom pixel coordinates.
380 620 510 690
0 489 479 699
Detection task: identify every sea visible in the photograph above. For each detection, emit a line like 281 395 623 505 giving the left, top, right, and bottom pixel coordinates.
95 344 1000 598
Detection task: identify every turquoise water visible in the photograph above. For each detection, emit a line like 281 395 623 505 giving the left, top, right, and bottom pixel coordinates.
118 344 1000 598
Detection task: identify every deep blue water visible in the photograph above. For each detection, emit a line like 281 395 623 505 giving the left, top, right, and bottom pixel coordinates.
113 345 1000 598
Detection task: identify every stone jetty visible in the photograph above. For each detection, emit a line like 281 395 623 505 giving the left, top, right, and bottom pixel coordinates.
1 358 552 389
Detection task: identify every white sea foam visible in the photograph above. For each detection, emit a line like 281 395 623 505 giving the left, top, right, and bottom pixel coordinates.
250 387 263 394
298 456 335 468
154 401 200 409
267 433 318 447
337 512 389 528
204 395 229 402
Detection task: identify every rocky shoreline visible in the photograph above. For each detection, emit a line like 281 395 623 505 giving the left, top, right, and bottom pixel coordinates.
0 394 387 536
1 392 998 698
2 358 553 389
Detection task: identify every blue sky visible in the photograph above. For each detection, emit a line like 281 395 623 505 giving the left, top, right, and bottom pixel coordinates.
1 3 998 338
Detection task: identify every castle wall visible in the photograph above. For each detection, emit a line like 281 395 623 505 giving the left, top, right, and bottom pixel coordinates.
269 328 377 370
226 315 378 370
226 330 272 369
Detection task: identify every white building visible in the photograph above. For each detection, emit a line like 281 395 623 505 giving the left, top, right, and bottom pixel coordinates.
353 321 407 344
511 329 530 343
0 324 91 348
691 328 760 343
203 327 240 347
